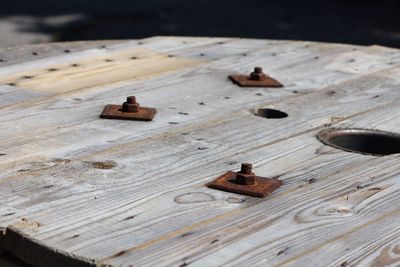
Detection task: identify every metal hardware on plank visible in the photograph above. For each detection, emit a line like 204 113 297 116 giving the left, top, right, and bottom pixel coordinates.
229 67 283 88
100 96 156 121
206 163 282 198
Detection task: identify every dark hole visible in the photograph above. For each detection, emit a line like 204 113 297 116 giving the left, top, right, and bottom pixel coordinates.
255 108 288 119
318 128 400 156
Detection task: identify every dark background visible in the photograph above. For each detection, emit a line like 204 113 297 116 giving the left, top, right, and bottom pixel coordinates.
2 0 400 48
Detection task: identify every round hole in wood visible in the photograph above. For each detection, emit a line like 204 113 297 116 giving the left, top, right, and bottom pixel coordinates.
255 108 288 119
317 128 400 156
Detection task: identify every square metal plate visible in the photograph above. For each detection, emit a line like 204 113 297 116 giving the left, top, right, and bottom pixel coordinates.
229 75 283 88
206 171 283 198
100 105 156 121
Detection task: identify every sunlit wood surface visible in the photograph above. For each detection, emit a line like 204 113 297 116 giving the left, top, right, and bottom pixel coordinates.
1 37 400 267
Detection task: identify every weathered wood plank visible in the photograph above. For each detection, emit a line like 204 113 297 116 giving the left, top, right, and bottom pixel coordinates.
97 73 400 267
1 40 397 178
1 65 400 266
0 40 125 67
0 85 48 107
0 48 204 93
1 37 400 266
101 98 400 267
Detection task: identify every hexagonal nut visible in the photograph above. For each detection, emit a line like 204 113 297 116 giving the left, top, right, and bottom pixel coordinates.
250 72 266 81
122 102 140 112
235 173 256 185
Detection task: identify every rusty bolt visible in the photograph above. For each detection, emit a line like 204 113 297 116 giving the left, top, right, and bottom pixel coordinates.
122 96 140 113
235 163 255 185
127 96 136 103
250 67 266 81
239 163 253 175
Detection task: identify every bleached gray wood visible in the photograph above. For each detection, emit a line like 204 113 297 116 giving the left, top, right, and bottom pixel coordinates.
0 40 396 177
158 101 400 267
93 68 400 267
0 40 125 67
1 37 400 267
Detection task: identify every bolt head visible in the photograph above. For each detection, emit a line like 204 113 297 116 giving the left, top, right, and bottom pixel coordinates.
240 163 253 175
254 67 263 73
126 96 137 104
250 71 266 81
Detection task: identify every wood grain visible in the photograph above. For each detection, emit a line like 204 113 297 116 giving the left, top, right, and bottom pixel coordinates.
1 37 400 267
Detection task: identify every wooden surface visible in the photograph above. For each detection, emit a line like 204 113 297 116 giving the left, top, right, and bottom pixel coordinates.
0 36 400 267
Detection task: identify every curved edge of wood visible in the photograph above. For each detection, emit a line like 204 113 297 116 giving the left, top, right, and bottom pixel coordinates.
0 226 95 267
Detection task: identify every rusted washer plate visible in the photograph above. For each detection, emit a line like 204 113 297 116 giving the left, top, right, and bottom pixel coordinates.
207 171 282 198
100 105 156 121
229 75 283 88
